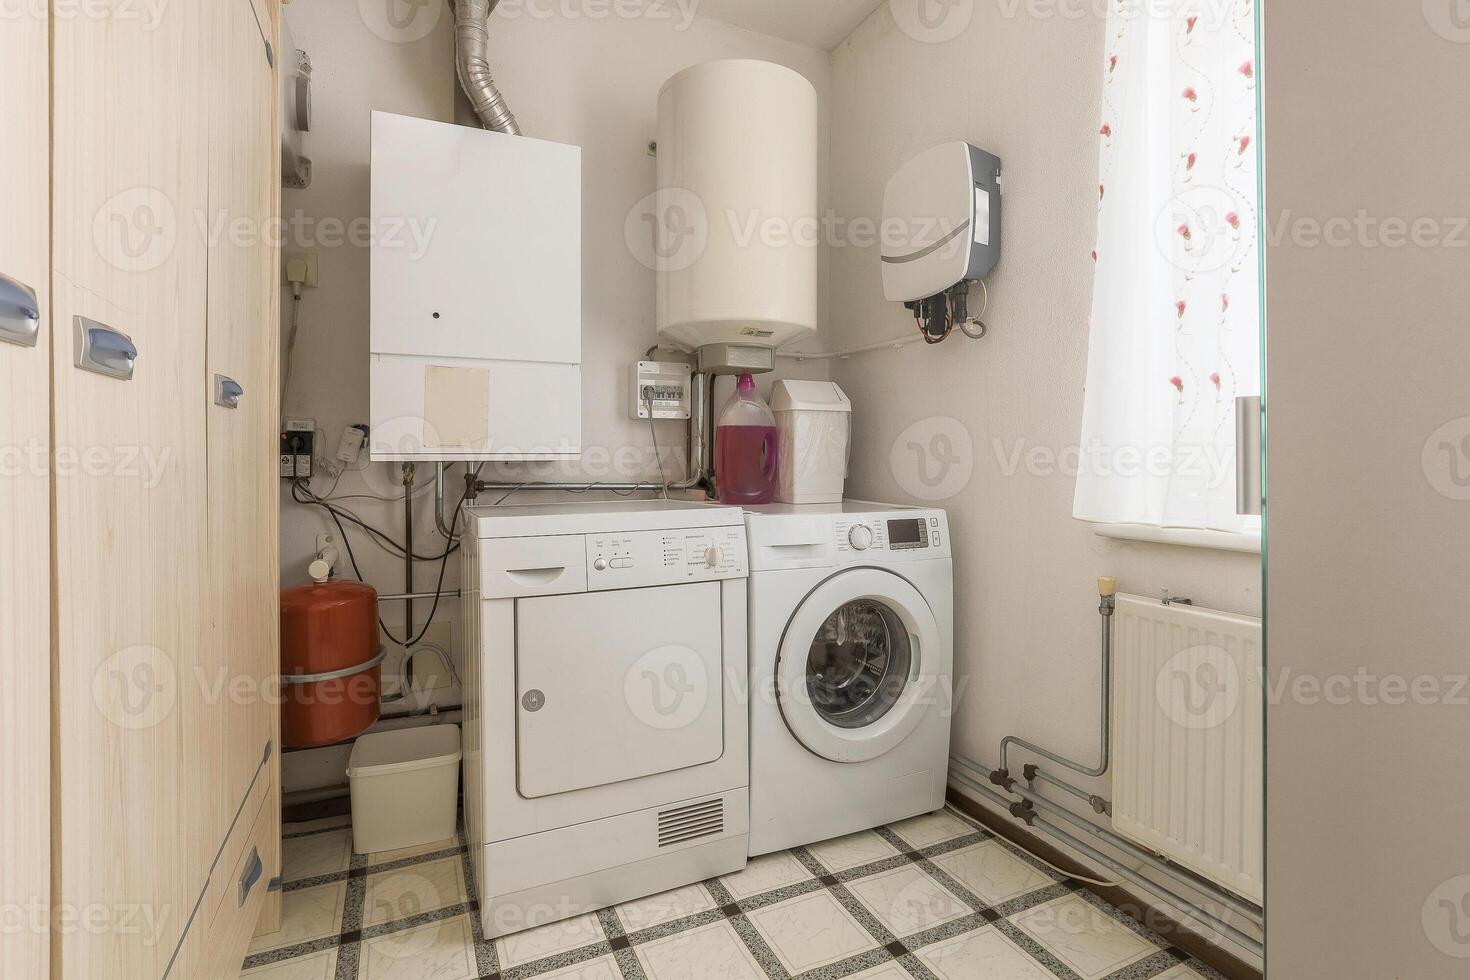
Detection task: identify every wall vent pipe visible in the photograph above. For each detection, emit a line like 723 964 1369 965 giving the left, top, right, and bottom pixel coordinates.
454 0 522 136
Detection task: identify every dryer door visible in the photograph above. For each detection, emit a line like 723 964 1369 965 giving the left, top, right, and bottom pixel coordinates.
515 581 725 798
776 569 942 764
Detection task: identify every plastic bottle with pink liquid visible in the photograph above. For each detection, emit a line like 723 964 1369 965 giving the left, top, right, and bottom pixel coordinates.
715 374 779 505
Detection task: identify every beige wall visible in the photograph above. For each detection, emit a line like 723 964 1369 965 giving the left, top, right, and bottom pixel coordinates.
826 3 1261 957
826 9 1261 798
1264 1 1470 975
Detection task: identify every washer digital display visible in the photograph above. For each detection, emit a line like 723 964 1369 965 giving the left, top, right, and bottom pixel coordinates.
887 519 929 550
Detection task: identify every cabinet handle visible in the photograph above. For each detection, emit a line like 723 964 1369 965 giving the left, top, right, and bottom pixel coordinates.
238 847 263 907
1236 395 1263 517
215 374 245 409
0 271 41 348
74 316 138 381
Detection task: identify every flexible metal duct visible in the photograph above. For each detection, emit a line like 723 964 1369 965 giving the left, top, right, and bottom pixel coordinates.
454 0 521 135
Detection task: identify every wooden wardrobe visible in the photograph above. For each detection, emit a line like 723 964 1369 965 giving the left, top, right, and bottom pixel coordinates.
1 1 283 976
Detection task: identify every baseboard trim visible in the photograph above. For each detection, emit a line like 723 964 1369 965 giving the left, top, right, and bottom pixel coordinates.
946 788 1262 980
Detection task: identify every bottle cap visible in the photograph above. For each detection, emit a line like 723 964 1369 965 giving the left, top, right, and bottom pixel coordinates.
737 373 755 396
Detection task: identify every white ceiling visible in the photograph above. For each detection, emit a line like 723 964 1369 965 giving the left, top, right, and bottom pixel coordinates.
692 0 886 50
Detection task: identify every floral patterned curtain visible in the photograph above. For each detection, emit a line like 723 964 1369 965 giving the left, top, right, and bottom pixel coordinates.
1073 0 1261 534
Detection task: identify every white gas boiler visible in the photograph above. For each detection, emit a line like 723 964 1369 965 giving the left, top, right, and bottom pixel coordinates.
370 112 582 461
460 501 750 938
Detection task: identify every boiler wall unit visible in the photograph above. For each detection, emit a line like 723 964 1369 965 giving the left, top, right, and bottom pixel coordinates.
370 111 582 462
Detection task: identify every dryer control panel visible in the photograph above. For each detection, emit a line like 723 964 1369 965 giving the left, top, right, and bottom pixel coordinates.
587 526 748 591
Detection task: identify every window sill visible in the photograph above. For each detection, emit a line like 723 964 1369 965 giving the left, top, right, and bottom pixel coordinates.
1091 523 1262 554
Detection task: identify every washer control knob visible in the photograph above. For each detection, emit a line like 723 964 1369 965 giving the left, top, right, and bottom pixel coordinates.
593 558 609 571
848 525 874 551
705 546 722 568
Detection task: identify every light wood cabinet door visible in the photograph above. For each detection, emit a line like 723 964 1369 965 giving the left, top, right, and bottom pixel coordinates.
51 2 212 976
0 7 51 980
200 0 283 906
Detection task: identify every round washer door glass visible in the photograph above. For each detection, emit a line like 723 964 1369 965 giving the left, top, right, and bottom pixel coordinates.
807 600 913 730
776 568 944 764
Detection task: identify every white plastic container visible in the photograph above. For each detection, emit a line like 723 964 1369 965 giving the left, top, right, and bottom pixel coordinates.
772 381 852 505
346 724 462 854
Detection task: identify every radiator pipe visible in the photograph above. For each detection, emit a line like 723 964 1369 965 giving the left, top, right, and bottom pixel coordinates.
434 463 460 541
952 755 1264 926
995 578 1116 790
378 590 461 603
949 766 1264 959
402 463 415 646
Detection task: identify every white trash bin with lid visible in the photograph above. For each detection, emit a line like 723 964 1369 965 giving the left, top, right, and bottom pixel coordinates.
772 380 852 504
347 724 461 854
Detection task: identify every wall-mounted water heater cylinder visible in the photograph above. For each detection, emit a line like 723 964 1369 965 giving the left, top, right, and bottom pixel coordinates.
369 112 582 462
655 60 819 372
881 142 1002 313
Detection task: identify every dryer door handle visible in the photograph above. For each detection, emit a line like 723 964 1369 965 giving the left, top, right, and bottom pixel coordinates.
504 567 567 587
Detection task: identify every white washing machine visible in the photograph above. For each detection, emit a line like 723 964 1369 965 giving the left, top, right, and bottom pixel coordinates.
460 501 750 938
745 502 954 856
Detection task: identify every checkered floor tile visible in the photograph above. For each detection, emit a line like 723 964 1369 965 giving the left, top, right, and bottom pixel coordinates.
242 806 1232 980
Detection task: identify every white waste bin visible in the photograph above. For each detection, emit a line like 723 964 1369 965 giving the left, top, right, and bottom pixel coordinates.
772 380 852 504
346 724 461 854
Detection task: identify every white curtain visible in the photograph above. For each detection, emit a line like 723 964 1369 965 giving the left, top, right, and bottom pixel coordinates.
1073 0 1261 534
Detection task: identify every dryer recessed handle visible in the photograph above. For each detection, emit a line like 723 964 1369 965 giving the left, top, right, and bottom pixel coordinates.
504 567 568 587
0 271 41 348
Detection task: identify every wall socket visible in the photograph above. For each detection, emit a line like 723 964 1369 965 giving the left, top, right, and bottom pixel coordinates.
283 251 319 288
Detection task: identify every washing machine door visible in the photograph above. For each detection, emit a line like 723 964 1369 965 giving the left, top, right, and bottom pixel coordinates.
776 568 942 764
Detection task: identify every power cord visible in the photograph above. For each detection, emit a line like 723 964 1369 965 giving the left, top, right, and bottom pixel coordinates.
298 462 485 650
643 387 669 499
291 478 452 562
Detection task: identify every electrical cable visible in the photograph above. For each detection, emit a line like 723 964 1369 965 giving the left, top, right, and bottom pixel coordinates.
281 291 303 417
322 462 485 649
291 479 454 562
313 469 442 505
645 391 669 499
988 832 1124 888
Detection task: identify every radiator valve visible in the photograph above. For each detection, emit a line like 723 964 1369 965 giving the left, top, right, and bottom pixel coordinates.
1009 800 1038 827
989 768 1017 793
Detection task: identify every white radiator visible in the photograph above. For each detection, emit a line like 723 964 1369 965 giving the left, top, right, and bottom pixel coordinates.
1111 594 1264 904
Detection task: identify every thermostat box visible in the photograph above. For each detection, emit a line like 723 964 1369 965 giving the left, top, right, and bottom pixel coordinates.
370 112 582 461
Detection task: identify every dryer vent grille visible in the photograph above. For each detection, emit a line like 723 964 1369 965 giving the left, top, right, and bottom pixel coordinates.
658 798 724 847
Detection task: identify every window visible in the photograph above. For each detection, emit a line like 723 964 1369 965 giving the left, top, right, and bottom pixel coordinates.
1073 0 1261 539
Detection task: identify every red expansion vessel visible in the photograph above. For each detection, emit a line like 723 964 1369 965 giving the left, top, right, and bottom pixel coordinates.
280 581 382 748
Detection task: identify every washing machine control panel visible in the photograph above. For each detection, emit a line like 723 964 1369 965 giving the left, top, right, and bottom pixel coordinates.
587 526 748 591
833 513 949 562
